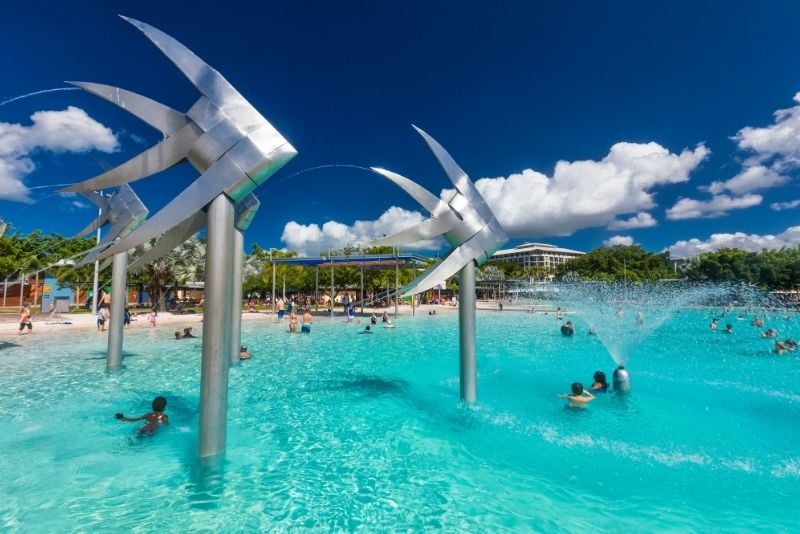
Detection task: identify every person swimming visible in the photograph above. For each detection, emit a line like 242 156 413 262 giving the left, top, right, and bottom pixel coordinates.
115 396 169 434
590 371 608 392
560 321 575 336
240 345 252 359
558 382 595 408
360 325 373 334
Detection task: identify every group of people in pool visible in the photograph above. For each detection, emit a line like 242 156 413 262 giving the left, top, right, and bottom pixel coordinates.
558 370 610 408
283 307 314 333
714 313 798 355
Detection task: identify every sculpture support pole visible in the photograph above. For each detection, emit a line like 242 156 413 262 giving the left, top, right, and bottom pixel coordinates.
459 262 477 403
229 229 244 365
106 250 128 370
199 194 235 459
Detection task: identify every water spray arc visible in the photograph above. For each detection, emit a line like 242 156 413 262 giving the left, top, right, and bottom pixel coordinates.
63 16 297 460
370 126 508 402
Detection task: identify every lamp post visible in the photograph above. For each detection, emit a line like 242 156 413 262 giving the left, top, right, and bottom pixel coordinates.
270 249 276 316
90 192 105 313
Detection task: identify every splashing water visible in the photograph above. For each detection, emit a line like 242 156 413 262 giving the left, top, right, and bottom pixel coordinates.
0 87 80 107
512 280 746 367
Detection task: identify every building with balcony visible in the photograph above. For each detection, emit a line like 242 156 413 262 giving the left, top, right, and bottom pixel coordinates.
491 242 584 271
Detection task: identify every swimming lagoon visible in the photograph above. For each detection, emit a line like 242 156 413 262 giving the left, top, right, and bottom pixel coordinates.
1 309 798 531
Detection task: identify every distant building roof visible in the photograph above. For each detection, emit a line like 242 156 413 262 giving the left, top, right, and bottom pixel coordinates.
493 242 584 257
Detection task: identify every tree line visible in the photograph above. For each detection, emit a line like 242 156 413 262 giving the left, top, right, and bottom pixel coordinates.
2 232 798 309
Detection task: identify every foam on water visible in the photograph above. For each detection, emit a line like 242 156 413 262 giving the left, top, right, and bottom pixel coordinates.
1 308 798 530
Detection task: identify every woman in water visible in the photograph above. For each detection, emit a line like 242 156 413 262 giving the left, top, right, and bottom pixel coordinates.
590 371 609 392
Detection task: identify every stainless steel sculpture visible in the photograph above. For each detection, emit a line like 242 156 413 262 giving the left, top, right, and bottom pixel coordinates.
371 126 508 402
75 185 148 370
63 16 296 459
230 195 260 365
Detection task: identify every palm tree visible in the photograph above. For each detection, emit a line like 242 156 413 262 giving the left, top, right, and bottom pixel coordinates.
131 237 206 310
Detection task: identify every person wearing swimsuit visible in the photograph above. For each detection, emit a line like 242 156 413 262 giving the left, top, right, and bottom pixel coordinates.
115 396 169 434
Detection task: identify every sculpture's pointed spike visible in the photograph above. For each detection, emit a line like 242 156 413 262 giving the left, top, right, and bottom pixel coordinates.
370 167 447 215
399 246 475 297
412 125 496 223
60 123 199 193
67 81 188 135
73 191 111 238
119 16 258 125
368 214 457 247
75 218 106 240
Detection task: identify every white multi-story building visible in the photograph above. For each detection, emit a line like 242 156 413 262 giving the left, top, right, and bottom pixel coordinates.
491 242 584 271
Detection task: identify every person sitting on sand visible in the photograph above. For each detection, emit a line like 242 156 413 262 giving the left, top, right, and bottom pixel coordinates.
240 345 252 359
590 371 608 392
558 383 595 408
114 396 169 434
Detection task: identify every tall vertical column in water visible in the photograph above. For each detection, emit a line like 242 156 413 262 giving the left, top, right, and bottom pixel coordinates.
229 228 244 365
199 194 235 459
459 262 477 403
106 250 129 370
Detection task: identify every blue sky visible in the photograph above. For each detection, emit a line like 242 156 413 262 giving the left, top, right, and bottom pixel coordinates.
1 0 800 258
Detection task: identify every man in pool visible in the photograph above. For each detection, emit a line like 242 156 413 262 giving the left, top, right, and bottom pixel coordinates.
301 308 313 333
115 396 169 434
558 383 595 408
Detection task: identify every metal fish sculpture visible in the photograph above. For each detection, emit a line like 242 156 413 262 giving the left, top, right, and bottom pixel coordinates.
61 16 296 261
370 126 508 296
74 184 148 266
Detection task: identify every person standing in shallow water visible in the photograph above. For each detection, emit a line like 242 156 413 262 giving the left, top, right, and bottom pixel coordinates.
18 302 32 335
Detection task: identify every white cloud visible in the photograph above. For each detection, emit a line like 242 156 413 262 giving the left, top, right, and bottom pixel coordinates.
770 199 800 211
666 193 762 220
667 225 800 258
463 141 708 237
734 92 800 164
603 235 634 247
705 165 788 195
281 206 442 256
607 212 657 230
0 106 118 202
280 141 708 254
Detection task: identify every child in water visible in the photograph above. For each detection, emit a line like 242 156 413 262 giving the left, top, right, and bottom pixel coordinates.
590 371 609 392
558 383 595 408
115 396 169 434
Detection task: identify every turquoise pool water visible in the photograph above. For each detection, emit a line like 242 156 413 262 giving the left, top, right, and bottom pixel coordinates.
1 309 798 531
